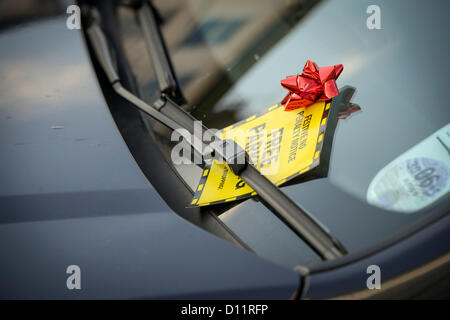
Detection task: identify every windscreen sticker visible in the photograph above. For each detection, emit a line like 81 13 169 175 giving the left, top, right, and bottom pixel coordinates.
190 101 330 207
367 123 450 214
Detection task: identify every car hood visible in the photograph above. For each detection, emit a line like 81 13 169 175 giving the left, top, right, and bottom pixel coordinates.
0 6 298 299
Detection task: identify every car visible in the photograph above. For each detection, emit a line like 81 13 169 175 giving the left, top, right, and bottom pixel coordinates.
0 0 449 300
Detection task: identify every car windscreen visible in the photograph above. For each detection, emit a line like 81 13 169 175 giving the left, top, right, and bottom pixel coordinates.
122 0 450 268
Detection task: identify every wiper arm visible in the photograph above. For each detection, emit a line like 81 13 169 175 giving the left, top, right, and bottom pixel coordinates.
86 7 347 260
87 25 179 132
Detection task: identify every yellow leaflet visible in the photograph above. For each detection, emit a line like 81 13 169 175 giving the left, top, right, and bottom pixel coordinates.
191 101 329 207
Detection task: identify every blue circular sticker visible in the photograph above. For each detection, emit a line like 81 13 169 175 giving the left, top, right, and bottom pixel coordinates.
368 157 449 213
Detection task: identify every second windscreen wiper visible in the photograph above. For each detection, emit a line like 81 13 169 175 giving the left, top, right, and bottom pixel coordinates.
138 3 177 95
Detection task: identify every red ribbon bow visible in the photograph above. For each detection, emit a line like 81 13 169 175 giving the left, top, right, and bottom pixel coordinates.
281 60 343 111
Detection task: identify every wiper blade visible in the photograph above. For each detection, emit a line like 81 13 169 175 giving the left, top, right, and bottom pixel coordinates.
86 5 347 260
137 3 177 96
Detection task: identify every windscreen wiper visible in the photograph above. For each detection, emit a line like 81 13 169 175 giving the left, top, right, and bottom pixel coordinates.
137 3 177 96
86 4 347 260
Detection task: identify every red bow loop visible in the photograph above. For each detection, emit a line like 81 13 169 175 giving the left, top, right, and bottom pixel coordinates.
280 60 343 110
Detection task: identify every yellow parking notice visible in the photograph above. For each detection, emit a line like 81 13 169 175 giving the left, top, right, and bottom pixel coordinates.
191 101 331 207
